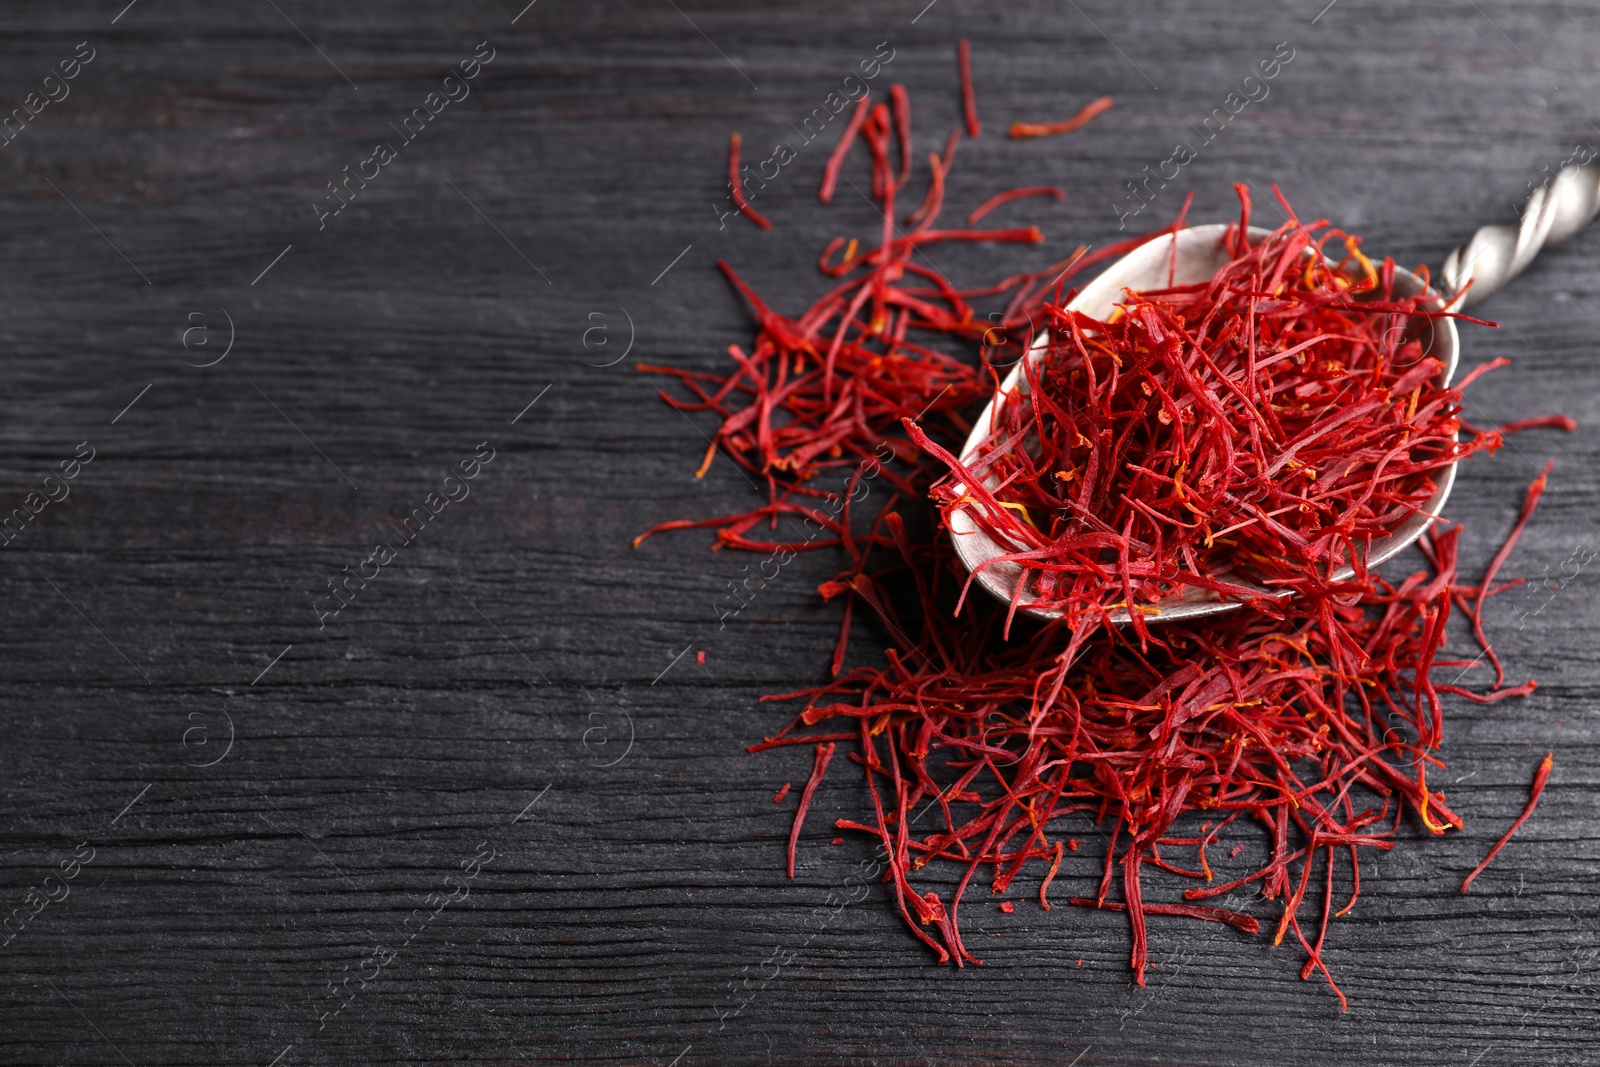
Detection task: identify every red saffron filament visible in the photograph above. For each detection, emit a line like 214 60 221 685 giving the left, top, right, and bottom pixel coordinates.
1067 898 1260 936
1470 460 1552 687
1009 96 1114 139
820 95 873 203
787 742 836 877
1491 414 1578 435
957 40 980 138
890 83 913 191
727 132 772 230
967 185 1066 225
1460 752 1554 893
772 782 791 804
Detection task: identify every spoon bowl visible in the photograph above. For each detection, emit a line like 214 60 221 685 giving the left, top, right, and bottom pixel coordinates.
947 223 1460 625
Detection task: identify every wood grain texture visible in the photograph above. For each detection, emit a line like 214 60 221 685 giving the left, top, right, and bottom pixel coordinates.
0 1 1597 1064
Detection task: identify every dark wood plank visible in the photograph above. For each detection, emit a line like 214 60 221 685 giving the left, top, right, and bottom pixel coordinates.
1 1 1598 1064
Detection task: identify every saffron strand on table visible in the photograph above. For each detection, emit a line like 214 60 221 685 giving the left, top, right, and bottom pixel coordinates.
1460 753 1555 893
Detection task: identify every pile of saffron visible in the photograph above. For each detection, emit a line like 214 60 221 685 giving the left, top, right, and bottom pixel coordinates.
637 45 1567 1008
914 206 1506 640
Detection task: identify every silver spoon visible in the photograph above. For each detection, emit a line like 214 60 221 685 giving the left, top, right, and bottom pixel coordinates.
949 167 1600 624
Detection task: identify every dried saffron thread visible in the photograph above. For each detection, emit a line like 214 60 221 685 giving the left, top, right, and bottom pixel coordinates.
1470 460 1552 687
773 782 791 803
968 186 1066 226
957 40 980 137
728 132 773 231
890 83 913 191
1066 898 1260 935
1009 96 1114 139
1039 839 1065 910
820 95 873 203
1460 752 1554 893
1486 414 1578 435
788 742 837 877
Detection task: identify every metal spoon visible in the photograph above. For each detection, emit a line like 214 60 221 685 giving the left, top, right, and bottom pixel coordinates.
949 167 1600 624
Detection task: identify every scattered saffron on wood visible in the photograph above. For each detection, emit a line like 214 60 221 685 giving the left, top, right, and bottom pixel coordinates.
642 73 1563 1006
773 782 791 803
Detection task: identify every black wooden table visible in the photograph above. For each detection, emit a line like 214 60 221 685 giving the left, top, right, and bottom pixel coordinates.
2 2 1597 1064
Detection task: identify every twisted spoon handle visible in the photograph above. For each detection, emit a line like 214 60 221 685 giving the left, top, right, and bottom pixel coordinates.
1440 161 1600 309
